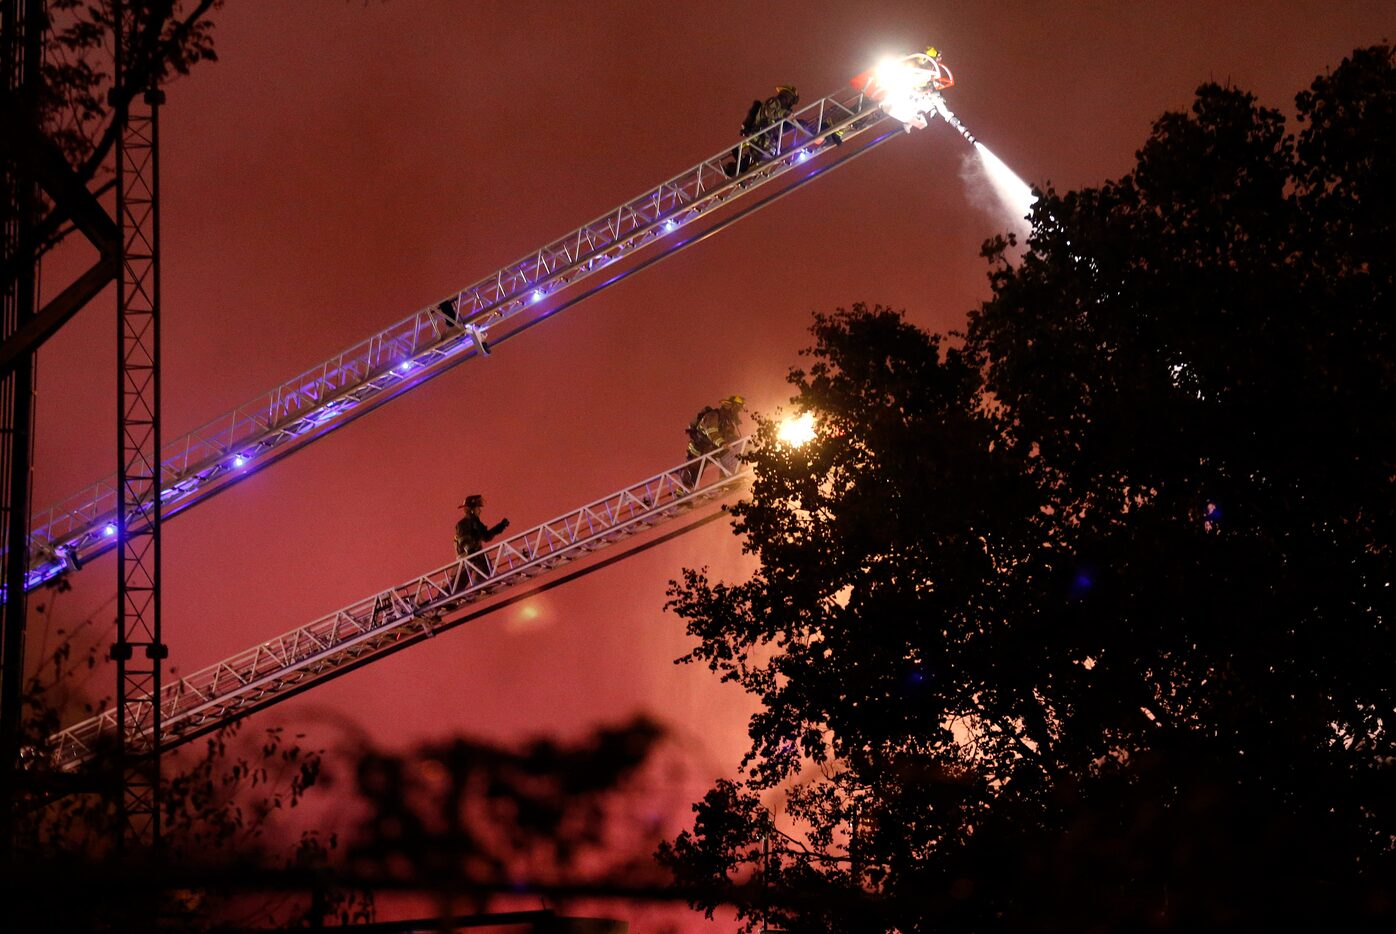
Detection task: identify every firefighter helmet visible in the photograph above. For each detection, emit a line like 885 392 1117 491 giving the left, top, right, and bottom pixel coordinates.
721 394 746 409
461 494 484 509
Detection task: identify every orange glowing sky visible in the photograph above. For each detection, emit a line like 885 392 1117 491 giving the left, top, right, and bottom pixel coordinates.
28 0 1392 926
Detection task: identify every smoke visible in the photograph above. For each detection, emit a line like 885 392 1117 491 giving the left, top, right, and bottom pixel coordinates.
957 141 1036 244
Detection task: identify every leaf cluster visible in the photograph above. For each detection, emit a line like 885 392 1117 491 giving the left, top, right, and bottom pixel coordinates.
2 1 222 283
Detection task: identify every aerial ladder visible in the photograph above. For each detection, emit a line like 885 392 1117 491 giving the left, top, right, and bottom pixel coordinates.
41 49 971 770
50 438 753 768
16 50 961 593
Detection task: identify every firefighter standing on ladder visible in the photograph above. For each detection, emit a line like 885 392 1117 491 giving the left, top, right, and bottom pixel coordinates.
681 395 745 489
455 494 510 560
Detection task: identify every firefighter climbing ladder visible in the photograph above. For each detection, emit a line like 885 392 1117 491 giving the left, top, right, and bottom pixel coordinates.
17 83 908 592
50 439 751 768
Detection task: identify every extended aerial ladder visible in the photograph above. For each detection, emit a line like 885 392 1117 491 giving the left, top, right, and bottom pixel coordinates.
16 52 963 592
49 439 753 768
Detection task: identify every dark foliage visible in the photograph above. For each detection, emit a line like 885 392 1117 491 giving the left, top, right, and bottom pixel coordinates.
661 46 1396 932
346 715 668 892
10 653 667 929
9 603 668 927
36 0 221 171
2 1 222 287
7 714 363 930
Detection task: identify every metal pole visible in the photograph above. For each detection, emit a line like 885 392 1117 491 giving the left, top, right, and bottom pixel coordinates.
0 0 43 855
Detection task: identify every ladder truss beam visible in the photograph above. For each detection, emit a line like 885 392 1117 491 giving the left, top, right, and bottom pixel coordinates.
49 438 753 769
17 88 892 590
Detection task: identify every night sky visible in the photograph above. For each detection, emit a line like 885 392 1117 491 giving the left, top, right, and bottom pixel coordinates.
28 0 1394 924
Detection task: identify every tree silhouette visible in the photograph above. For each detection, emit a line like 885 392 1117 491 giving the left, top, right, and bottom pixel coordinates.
9 643 668 929
5 633 366 930
1 0 221 337
661 45 1396 932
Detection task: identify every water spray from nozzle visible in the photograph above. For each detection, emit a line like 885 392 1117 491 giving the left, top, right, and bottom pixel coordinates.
970 139 1036 221
934 100 1036 234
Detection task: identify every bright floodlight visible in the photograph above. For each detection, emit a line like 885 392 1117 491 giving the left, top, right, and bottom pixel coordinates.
861 50 954 133
233 455 246 467
873 56 920 99
778 412 817 447
532 289 543 302
103 524 117 537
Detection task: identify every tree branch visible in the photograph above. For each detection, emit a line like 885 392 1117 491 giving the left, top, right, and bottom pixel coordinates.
77 0 218 184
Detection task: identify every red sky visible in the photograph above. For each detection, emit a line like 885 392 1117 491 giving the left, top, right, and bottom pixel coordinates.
28 0 1393 927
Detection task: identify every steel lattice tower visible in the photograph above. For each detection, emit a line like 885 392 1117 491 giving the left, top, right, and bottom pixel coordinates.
112 15 165 846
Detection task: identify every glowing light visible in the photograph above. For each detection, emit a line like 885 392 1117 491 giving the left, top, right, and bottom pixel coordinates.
868 52 948 131
398 361 412 372
233 455 246 467
506 600 550 634
664 219 676 231
972 141 1037 225
873 56 922 99
531 289 543 302
798 150 810 162
103 524 117 537
778 412 817 447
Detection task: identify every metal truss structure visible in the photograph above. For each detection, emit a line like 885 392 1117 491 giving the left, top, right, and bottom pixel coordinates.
16 83 904 590
50 438 752 769
112 63 166 844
